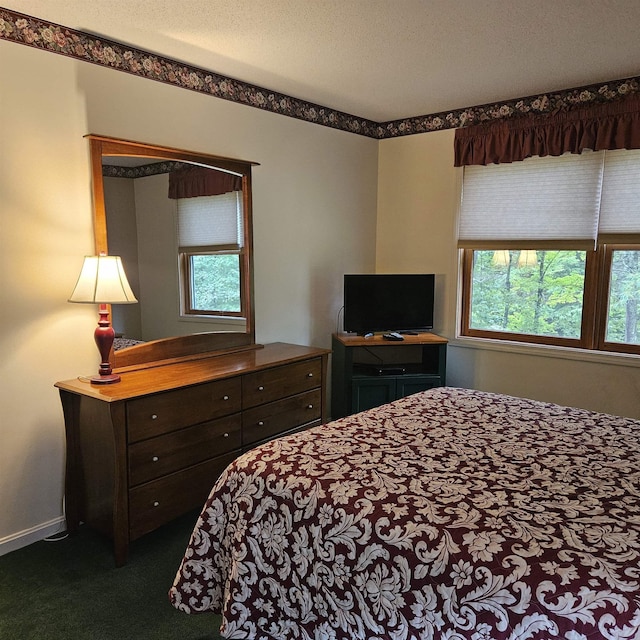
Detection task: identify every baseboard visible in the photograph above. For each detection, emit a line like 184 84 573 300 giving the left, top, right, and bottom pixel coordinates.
0 516 66 556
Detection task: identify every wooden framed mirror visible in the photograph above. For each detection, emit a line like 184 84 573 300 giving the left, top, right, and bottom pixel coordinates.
87 135 258 370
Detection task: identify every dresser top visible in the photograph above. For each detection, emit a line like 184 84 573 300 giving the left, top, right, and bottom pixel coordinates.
55 342 329 402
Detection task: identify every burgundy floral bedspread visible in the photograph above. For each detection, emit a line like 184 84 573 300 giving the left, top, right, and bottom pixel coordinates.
169 387 640 639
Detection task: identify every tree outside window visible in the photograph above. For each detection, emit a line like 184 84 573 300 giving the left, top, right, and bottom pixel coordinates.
469 250 586 339
606 250 640 346
190 253 242 314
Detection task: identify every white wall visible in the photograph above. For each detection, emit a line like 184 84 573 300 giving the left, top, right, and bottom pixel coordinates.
376 130 459 336
0 40 378 552
377 130 640 419
132 174 184 340
104 176 142 338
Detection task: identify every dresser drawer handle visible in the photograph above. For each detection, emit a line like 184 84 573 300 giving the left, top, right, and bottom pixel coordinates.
307 404 314 409
258 385 264 391
223 395 230 401
258 421 264 427
223 432 229 438
307 372 314 378
151 414 158 420
153 501 160 507
152 456 159 462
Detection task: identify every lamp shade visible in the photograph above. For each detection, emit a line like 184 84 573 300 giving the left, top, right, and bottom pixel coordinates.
517 250 538 267
492 250 511 266
69 255 137 304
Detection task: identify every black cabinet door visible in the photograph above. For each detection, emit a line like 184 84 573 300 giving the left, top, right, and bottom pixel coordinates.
396 375 441 399
352 375 443 413
351 378 396 413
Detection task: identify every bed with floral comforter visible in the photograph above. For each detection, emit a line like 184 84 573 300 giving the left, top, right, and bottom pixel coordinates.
169 387 640 640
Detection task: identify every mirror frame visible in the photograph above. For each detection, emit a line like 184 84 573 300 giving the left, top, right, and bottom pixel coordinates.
87 134 258 370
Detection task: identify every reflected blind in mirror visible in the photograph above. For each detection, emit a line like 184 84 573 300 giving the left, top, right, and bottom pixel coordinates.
177 192 244 250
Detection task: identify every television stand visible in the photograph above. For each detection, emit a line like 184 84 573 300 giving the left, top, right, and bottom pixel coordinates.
331 332 447 419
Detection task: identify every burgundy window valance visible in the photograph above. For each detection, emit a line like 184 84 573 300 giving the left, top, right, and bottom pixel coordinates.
454 95 640 166
168 166 242 199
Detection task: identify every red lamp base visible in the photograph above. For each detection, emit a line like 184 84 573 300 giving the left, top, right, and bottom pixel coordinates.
91 304 121 385
89 373 122 385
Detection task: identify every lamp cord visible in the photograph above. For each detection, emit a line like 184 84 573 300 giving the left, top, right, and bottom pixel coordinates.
336 305 344 334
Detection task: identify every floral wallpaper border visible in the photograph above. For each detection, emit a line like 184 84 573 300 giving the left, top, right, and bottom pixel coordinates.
102 161 185 179
2 7 639 140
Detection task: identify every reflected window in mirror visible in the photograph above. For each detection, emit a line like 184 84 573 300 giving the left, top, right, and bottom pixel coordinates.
176 190 246 319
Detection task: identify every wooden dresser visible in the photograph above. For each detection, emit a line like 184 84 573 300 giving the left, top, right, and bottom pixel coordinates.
55 342 329 565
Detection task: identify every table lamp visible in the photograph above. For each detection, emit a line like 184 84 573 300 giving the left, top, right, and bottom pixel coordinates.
68 254 138 384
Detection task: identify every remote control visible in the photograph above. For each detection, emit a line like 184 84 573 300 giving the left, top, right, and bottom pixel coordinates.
382 332 404 341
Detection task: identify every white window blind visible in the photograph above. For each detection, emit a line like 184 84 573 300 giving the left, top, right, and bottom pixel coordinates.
459 148 640 248
599 148 640 238
177 192 244 250
458 151 604 249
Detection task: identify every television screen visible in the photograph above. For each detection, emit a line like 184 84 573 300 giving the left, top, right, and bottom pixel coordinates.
343 274 435 334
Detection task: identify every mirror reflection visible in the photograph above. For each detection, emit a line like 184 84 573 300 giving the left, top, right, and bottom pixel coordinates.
104 158 247 342
87 135 257 368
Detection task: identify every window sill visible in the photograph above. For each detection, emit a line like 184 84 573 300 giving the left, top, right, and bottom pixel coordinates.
179 315 246 326
451 335 640 369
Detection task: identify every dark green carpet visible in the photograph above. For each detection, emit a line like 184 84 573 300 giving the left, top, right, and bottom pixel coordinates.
0 510 223 639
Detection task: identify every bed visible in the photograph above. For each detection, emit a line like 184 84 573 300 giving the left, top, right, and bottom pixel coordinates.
169 387 640 639
112 337 144 350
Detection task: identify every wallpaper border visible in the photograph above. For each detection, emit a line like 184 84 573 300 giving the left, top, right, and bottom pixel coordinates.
1 7 639 140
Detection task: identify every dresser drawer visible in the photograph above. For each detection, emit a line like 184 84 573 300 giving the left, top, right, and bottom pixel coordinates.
129 452 236 540
244 419 322 451
242 358 322 409
127 378 241 443
243 388 321 446
128 414 241 486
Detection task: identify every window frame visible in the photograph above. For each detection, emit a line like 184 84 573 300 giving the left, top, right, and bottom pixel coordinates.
176 189 247 322
179 248 246 319
596 243 640 356
460 244 640 356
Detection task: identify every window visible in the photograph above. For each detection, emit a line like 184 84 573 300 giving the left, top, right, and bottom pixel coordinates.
459 149 640 355
602 248 640 349
177 191 246 318
465 249 588 340
183 253 242 314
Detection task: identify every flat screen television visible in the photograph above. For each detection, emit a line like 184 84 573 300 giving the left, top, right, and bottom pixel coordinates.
343 274 435 334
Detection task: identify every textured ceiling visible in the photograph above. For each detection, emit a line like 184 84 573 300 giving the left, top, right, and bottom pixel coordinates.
4 0 640 122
